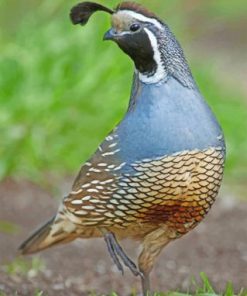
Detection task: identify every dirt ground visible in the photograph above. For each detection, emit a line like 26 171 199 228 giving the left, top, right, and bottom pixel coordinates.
0 179 246 295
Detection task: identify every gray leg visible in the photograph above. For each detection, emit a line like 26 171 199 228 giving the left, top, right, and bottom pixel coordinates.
104 233 124 275
138 227 172 296
141 271 151 296
104 232 143 277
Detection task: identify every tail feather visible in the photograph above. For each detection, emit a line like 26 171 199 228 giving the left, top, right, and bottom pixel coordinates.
19 216 76 255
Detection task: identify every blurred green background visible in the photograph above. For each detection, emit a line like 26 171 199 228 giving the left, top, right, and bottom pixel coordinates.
0 0 247 191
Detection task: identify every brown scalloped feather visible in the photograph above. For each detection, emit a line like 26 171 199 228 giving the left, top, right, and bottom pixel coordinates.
116 2 157 19
70 2 114 25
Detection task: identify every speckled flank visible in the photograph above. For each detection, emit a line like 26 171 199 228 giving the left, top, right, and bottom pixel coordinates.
64 147 224 239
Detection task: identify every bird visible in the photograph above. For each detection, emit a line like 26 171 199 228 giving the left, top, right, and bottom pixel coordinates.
19 2 226 295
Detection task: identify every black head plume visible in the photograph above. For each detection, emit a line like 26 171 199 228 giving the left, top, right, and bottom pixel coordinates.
70 2 114 26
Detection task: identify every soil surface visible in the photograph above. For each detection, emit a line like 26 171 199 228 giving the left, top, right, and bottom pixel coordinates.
0 179 246 295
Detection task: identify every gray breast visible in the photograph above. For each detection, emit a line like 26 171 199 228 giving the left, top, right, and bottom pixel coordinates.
116 77 225 164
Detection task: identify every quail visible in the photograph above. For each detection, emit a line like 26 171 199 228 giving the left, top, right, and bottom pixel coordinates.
19 2 226 295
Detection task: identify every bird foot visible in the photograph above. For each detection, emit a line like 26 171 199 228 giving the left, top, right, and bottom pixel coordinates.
104 232 143 278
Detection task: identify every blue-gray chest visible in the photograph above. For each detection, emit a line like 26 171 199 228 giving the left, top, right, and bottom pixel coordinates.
116 77 225 165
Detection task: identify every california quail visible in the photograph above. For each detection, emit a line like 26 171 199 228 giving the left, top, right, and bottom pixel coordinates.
19 2 226 295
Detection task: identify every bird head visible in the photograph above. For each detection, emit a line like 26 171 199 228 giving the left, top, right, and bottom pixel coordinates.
70 1 194 87
104 2 165 83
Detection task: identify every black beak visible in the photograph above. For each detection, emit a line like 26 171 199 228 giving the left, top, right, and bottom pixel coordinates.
103 29 116 41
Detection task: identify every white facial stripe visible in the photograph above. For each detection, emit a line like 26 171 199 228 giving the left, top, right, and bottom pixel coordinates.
115 31 130 37
117 10 163 30
138 28 166 84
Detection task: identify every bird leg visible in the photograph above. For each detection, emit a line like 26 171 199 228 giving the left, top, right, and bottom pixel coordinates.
141 271 151 296
138 227 172 296
103 231 143 277
104 232 124 275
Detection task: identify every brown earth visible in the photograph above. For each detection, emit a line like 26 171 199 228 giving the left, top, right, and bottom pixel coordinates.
0 179 246 295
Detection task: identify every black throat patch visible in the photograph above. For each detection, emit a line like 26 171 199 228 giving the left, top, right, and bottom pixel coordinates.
116 30 157 77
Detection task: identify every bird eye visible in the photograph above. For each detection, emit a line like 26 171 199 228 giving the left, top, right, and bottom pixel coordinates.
130 23 140 32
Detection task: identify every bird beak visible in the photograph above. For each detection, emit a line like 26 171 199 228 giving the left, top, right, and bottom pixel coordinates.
103 28 116 41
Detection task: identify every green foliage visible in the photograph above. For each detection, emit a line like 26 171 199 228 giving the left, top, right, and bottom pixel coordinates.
0 0 246 185
0 271 246 296
34 291 45 296
0 0 130 183
0 291 44 296
202 0 247 19
194 272 216 295
107 273 246 296
0 220 19 234
4 257 45 277
192 64 247 181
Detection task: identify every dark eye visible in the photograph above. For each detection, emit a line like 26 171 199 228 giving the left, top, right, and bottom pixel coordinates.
130 23 140 32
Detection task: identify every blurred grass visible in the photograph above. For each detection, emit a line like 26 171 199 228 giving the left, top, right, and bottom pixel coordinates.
0 0 247 186
0 220 19 234
0 269 246 296
4 257 44 278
